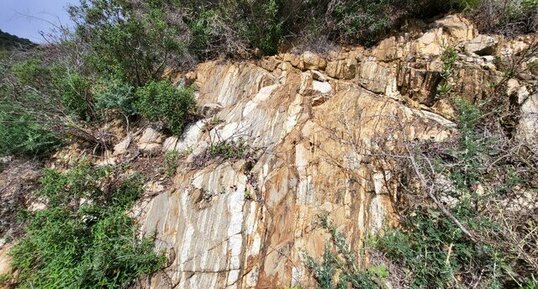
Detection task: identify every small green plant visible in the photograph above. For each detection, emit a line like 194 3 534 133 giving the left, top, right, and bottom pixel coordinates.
55 70 94 120
208 140 251 161
10 162 165 288
136 80 195 135
303 216 384 289
372 206 503 288
0 273 11 286
436 82 452 95
437 46 458 97
163 150 180 177
441 47 458 76
0 99 59 156
244 189 252 200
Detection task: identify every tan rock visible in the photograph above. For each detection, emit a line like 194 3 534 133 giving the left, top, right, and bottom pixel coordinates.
435 14 475 42
113 136 131 155
259 56 280 71
372 37 399 61
301 51 327 70
162 136 179 152
184 71 197 86
465 35 498 56
518 93 538 147
415 29 445 56
0 244 12 277
358 58 396 94
138 127 164 144
282 53 303 68
325 58 357 79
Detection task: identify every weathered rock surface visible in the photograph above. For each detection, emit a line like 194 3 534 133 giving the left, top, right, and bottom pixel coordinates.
122 15 537 289
3 14 534 289
465 35 498 55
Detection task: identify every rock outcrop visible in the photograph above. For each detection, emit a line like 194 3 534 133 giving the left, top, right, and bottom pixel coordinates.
2 14 535 289
125 15 535 288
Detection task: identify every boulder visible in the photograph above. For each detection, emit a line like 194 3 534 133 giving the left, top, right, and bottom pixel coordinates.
301 51 327 70
312 80 332 94
113 136 131 155
138 127 164 144
465 35 498 56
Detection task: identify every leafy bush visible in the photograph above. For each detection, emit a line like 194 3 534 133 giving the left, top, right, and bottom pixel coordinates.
135 80 195 135
373 206 504 288
54 70 94 120
69 0 185 86
237 0 284 55
10 59 50 88
303 217 385 289
94 76 137 116
0 99 59 156
10 162 165 288
471 0 538 35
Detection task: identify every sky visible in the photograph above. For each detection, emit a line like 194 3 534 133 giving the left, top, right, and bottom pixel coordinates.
0 0 75 43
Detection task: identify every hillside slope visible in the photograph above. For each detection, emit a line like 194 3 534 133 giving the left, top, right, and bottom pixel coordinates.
0 14 536 289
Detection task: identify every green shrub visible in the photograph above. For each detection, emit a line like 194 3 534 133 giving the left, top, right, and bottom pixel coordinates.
11 59 50 88
163 150 180 177
70 0 185 86
373 206 504 288
471 0 538 35
54 70 94 120
10 163 165 289
238 0 284 55
370 99 537 288
303 217 383 289
0 99 59 156
94 76 137 116
135 80 195 135
0 273 11 286
207 140 251 161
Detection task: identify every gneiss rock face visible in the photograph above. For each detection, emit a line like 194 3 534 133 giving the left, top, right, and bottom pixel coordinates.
120 15 533 289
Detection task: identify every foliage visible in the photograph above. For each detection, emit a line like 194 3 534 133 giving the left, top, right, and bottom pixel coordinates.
238 0 284 55
10 59 50 88
10 162 165 289
441 46 458 78
329 0 394 46
135 80 195 135
0 99 59 156
470 0 538 36
163 150 180 177
373 206 505 288
69 0 185 86
0 273 11 286
66 0 536 71
94 76 137 116
303 217 385 289
370 98 538 288
207 140 251 161
55 69 94 120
